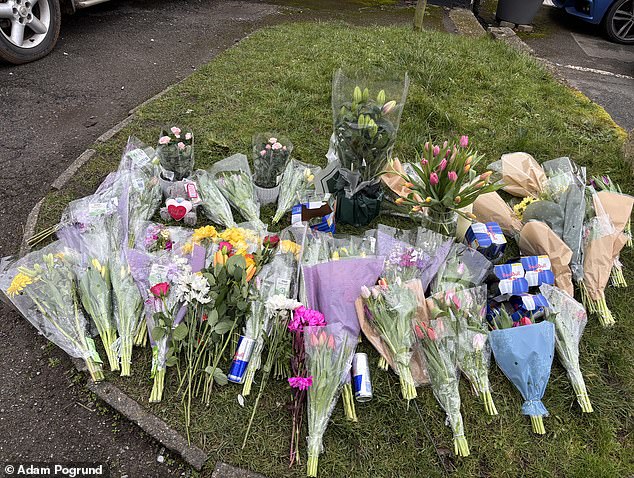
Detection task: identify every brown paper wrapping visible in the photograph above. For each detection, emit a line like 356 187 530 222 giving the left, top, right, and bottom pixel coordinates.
596 191 634 233
473 192 523 235
518 221 574 296
381 159 422 203
500 152 546 198
581 191 634 300
355 280 430 385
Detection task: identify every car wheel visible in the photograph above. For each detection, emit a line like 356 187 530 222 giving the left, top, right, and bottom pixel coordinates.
0 0 61 64
604 0 634 44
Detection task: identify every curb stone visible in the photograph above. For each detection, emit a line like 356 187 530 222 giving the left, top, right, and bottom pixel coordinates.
487 26 534 54
449 8 487 37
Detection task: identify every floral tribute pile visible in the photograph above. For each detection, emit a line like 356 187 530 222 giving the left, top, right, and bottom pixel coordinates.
2 70 630 477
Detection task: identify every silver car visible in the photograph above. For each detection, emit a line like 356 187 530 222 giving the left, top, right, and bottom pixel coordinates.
0 0 107 64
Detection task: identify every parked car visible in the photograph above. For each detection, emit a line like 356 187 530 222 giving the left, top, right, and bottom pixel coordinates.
553 0 634 44
0 0 109 64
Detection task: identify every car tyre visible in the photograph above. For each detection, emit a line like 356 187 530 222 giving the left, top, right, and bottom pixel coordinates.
604 0 634 44
0 0 61 64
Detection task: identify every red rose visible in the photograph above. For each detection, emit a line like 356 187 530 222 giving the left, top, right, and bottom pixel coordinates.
264 234 280 247
150 282 170 298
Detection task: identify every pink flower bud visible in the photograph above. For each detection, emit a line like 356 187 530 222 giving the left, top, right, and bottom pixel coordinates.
260 150 266 156
429 172 439 186
158 136 171 145
459 135 469 148
438 159 447 172
424 142 430 151
421 158 428 166
432 145 440 157
185 132 192 140
448 171 458 182
171 126 182 136
443 140 448 149
177 142 186 150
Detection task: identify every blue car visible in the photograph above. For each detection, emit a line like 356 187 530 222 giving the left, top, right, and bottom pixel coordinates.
553 0 634 43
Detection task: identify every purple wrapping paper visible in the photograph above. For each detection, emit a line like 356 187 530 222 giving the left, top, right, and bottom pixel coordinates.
302 257 385 342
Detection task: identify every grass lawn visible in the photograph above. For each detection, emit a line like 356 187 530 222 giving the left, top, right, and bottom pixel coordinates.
36 22 633 478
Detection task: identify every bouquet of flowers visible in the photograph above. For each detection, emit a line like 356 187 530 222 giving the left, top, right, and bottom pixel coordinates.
191 169 235 228
305 324 356 477
431 287 497 415
331 69 409 188
273 160 319 224
111 252 145 376
157 126 194 181
430 243 491 294
242 294 302 448
489 318 555 434
578 187 621 326
288 306 326 466
390 135 500 236
253 134 292 189
415 309 469 456
540 284 592 412
242 248 298 396
2 243 104 382
590 175 632 247
360 279 418 401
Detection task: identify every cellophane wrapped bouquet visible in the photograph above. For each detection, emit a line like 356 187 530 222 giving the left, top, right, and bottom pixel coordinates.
273 159 320 224
253 133 292 189
157 126 194 181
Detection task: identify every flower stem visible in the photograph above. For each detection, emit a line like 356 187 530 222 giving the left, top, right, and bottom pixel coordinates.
530 415 546 434
342 383 357 421
149 368 166 403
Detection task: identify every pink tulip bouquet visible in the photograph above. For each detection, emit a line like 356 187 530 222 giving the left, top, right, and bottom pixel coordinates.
391 136 500 236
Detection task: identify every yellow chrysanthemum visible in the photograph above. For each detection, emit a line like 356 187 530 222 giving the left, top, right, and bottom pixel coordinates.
7 272 33 296
513 196 539 221
192 225 218 244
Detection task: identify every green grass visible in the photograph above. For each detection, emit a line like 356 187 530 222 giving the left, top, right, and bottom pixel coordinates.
37 22 633 478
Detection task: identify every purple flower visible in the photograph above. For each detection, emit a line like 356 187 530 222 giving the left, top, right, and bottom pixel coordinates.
288 376 313 391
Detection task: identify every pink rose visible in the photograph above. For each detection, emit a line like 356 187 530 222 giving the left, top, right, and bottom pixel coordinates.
260 150 266 156
185 132 192 140
448 171 458 182
272 142 283 150
265 144 271 150
429 172 439 186
177 142 186 150
170 127 181 136
282 146 287 151
459 135 469 148
159 136 171 145
269 137 278 144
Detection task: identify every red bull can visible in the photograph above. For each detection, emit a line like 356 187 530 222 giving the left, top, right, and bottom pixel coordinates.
352 353 372 402
227 336 255 384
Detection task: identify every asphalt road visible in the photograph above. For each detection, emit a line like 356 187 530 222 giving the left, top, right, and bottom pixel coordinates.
0 1 277 476
518 6 634 131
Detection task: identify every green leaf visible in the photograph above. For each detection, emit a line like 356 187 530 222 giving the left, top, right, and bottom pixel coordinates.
213 368 228 386
152 327 165 342
214 320 235 335
172 322 188 341
165 355 178 367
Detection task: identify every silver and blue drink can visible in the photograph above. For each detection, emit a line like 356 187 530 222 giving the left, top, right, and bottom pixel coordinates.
352 353 372 402
227 335 255 384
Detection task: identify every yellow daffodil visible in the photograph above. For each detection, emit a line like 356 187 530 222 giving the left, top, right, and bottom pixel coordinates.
7 272 33 296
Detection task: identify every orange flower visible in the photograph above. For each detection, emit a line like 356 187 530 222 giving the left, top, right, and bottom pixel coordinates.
213 250 226 266
245 264 256 282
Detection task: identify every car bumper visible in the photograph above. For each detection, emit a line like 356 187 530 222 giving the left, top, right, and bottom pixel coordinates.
550 0 604 23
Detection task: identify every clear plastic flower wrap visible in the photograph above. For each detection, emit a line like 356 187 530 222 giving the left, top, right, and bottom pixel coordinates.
252 133 292 189
241 250 298 397
272 159 321 224
430 243 492 294
329 233 376 259
415 309 470 457
210 154 264 229
134 221 193 255
540 284 593 412
432 286 497 415
304 323 356 477
58 218 119 371
110 250 144 377
156 126 194 181
331 69 409 194
541 157 586 282
361 280 418 401
414 227 454 290
191 169 235 228
1 242 104 382
126 248 191 401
